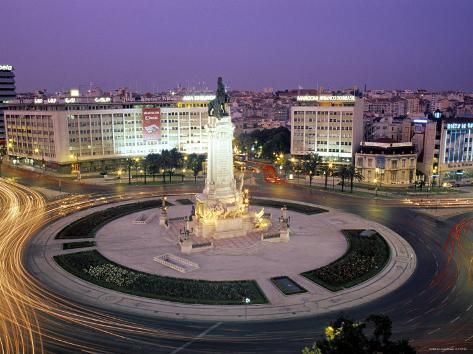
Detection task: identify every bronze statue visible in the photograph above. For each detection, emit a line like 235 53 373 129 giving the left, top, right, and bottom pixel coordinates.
208 77 230 118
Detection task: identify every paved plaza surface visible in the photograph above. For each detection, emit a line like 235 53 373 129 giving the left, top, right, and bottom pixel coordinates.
27 196 417 321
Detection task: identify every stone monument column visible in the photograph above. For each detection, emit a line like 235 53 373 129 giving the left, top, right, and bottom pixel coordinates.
203 115 237 203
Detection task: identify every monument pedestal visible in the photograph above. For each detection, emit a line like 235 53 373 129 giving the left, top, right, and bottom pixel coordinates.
193 115 270 239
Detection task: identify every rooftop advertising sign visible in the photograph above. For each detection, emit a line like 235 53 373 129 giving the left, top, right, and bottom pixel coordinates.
182 95 216 101
142 108 161 141
0 65 13 71
447 122 473 130
296 95 355 102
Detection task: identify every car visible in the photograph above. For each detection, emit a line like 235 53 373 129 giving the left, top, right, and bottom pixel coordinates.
442 182 453 188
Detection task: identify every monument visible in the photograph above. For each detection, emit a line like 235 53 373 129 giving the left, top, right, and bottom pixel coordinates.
192 77 270 239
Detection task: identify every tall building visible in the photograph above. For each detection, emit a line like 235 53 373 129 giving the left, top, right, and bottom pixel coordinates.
290 95 363 163
4 95 213 173
0 64 16 145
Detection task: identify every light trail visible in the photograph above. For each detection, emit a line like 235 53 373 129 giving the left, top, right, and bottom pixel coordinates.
0 180 274 353
0 179 203 353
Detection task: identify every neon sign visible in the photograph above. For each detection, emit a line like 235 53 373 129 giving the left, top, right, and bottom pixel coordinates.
447 123 473 130
94 97 111 103
182 95 215 101
297 95 355 102
0 65 13 71
65 98 76 104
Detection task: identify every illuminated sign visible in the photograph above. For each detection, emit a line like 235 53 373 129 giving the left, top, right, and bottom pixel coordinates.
0 65 13 71
413 119 428 124
297 95 355 102
447 123 473 130
65 98 76 104
94 97 111 103
142 108 161 141
70 89 80 97
34 99 43 104
47 98 57 104
182 95 215 101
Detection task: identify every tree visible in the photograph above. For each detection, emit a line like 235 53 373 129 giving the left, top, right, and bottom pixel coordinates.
337 165 350 192
187 153 206 183
302 153 322 186
302 314 416 354
145 153 163 182
346 165 364 193
320 164 332 190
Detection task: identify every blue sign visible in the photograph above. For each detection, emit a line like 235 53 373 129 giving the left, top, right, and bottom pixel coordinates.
376 156 385 169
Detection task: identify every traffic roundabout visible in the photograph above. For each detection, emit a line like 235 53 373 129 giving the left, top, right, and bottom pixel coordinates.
28 196 416 321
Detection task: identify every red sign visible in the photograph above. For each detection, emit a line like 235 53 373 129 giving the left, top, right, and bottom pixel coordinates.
142 108 161 140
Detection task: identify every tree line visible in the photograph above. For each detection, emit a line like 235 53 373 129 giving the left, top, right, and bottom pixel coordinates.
125 148 206 184
280 153 364 193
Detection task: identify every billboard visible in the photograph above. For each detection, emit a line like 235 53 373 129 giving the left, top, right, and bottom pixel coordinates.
142 108 161 140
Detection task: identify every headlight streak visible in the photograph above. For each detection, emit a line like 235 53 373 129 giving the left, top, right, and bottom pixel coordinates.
1 180 277 353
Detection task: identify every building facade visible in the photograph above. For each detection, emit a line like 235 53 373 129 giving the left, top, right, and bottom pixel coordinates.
355 141 417 185
290 95 363 163
0 65 16 145
5 96 213 173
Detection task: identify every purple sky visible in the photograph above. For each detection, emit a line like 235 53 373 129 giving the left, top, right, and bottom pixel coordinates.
2 0 473 92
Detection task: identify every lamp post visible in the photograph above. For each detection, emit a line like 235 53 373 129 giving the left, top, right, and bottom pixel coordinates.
70 154 80 180
329 162 334 190
34 148 45 174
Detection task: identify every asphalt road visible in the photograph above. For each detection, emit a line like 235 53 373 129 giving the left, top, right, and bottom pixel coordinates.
3 165 473 353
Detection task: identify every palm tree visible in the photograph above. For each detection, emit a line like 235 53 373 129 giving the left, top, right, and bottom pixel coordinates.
346 165 364 193
320 163 333 189
302 153 322 186
337 165 350 192
187 153 206 183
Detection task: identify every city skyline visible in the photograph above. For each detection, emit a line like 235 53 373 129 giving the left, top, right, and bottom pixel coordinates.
2 0 473 92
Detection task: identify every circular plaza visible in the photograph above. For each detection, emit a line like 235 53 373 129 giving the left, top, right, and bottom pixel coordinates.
28 195 417 321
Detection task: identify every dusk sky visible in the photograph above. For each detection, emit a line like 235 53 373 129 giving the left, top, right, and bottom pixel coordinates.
2 0 473 93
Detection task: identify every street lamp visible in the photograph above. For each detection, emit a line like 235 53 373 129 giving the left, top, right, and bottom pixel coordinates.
34 148 45 173
329 162 334 190
70 153 81 180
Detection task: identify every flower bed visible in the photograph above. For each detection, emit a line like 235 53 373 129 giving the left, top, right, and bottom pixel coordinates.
56 199 172 239
54 250 268 305
301 229 390 291
63 241 96 250
251 199 327 215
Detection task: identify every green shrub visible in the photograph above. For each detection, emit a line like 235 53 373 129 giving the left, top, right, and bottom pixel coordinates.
301 230 390 291
56 199 171 239
54 250 268 305
251 199 327 215
63 241 96 250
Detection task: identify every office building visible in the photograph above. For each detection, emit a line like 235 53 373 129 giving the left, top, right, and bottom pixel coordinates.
4 94 213 173
290 95 363 163
0 64 16 145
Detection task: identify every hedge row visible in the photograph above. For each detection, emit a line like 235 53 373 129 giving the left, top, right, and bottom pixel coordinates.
251 199 327 215
56 199 172 239
63 241 96 250
301 229 390 291
54 250 268 305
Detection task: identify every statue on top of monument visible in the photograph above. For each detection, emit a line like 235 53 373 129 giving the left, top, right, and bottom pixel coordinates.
208 77 230 118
